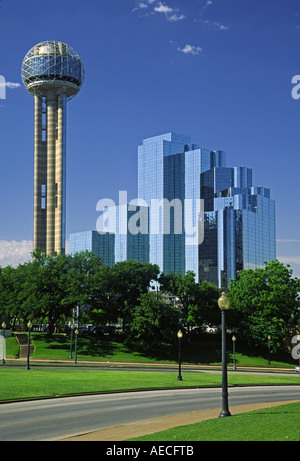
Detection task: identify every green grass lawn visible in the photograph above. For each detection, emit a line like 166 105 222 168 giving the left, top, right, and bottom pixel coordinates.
128 402 300 442
0 368 299 402
2 332 299 442
6 332 297 369
5 336 20 358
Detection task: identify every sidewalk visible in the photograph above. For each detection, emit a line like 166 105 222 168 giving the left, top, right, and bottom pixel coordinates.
59 399 299 441
3 355 299 441
7 356 296 374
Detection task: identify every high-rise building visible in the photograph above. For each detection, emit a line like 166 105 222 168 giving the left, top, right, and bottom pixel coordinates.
138 133 276 287
70 205 149 266
200 167 276 287
69 131 276 289
70 231 115 267
138 133 226 276
21 41 84 255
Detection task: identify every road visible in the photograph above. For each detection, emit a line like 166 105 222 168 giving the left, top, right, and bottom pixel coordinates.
0 386 299 441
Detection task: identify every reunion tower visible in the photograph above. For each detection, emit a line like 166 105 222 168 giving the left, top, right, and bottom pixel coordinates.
21 41 84 256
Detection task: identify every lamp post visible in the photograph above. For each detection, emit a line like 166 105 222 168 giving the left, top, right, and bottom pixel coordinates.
218 292 231 418
297 335 300 376
69 324 74 359
1 322 6 364
267 335 271 365
232 335 236 370
74 329 79 365
177 330 183 381
26 321 32 370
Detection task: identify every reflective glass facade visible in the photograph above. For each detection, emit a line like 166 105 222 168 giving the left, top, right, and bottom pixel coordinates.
138 133 190 270
21 41 84 95
199 168 276 287
70 205 149 266
114 205 149 263
70 231 115 267
70 132 276 287
22 55 82 87
138 132 275 287
138 133 227 278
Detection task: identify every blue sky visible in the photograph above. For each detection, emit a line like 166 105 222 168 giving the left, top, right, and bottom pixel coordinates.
0 0 299 276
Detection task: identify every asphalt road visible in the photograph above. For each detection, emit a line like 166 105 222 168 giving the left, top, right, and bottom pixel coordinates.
0 386 299 441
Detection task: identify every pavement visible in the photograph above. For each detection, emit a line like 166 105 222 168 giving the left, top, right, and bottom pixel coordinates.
59 400 299 441
5 357 299 441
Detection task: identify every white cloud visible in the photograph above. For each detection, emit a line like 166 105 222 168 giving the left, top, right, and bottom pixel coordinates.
277 255 300 265
132 1 151 12
177 44 203 55
133 1 185 22
154 3 173 14
277 239 300 242
201 19 230 31
0 81 21 88
0 240 33 267
168 14 185 22
218 24 229 30
132 0 159 12
277 255 300 278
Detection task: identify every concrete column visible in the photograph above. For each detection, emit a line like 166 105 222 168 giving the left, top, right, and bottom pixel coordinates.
46 92 57 256
33 95 46 251
55 93 65 254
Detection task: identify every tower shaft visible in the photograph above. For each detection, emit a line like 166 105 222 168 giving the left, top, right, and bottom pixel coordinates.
33 91 66 256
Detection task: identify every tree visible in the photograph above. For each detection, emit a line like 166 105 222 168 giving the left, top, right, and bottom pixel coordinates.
0 264 32 327
109 260 160 328
21 250 107 337
127 292 180 351
87 263 119 326
159 271 220 339
22 251 76 336
228 260 300 353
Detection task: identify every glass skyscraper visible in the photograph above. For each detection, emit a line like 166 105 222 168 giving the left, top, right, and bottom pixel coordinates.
70 132 275 288
200 167 275 287
69 230 115 267
138 132 275 288
69 205 149 266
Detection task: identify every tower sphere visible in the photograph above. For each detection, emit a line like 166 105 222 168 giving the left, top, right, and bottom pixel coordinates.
21 40 84 99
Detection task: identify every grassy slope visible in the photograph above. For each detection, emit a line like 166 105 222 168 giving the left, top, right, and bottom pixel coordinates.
128 402 300 442
6 332 297 368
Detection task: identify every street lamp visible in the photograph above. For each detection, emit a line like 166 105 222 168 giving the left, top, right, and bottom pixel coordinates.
26 321 32 370
232 335 236 370
297 335 300 376
177 330 183 381
1 322 6 364
218 292 231 418
74 329 79 365
69 324 74 359
267 335 271 366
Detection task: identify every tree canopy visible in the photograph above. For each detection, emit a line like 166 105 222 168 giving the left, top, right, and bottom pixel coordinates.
0 253 298 354
228 260 300 353
159 270 220 339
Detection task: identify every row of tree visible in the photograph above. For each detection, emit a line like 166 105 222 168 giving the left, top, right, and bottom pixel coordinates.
0 251 299 353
